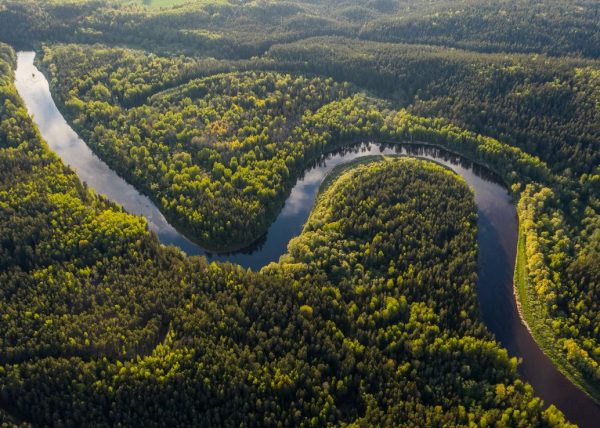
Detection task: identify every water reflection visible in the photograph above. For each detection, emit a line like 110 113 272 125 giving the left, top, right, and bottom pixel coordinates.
14 51 600 426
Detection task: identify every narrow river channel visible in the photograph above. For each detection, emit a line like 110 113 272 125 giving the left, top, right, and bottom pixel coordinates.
14 51 600 427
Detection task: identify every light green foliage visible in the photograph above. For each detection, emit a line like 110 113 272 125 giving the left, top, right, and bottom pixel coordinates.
517 184 600 397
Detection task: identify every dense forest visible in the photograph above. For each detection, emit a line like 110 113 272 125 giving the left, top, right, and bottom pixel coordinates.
0 44 571 425
266 37 600 176
0 0 599 425
0 0 598 58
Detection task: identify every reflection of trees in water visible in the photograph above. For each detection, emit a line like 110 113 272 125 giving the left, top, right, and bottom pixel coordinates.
205 232 268 257
310 140 505 186
299 142 375 180
391 142 503 184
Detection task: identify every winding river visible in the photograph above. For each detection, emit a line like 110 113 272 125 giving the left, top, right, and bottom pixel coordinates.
14 51 600 426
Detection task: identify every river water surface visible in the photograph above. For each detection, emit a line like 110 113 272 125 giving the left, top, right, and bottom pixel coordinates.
14 51 600 426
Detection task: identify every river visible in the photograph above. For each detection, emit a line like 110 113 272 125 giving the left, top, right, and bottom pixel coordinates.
14 51 600 426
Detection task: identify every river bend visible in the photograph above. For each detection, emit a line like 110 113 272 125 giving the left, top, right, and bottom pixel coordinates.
14 51 600 427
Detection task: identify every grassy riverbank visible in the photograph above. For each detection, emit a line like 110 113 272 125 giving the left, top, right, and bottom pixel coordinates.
515 227 600 404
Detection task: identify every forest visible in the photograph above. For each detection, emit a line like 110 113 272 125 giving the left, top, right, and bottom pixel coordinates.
0 0 598 426
0 43 571 425
0 1 598 58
